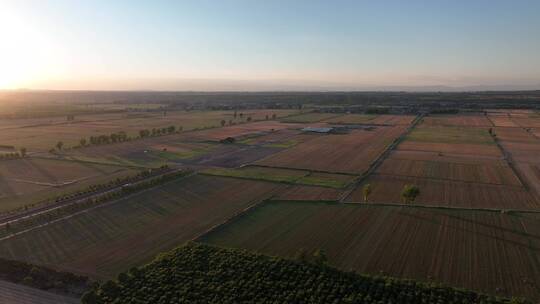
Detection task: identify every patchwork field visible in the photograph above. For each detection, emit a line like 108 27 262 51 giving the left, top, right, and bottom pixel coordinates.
0 158 138 212
487 115 519 127
257 126 407 174
60 138 218 167
280 112 342 123
423 115 493 127
0 280 78 304
322 114 376 124
185 120 296 141
0 175 284 279
369 115 416 125
406 125 494 145
202 166 356 188
347 174 537 209
376 157 521 186
201 201 540 300
0 110 299 152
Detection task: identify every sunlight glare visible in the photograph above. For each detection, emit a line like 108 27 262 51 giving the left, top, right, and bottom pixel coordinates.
0 9 65 89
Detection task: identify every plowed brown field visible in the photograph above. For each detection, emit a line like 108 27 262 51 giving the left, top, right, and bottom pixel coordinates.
376 158 521 186
0 175 284 279
397 142 502 156
201 201 540 301
424 115 493 127
257 126 407 174
347 174 537 209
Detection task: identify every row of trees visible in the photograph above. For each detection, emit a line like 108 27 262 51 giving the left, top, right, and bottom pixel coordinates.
0 147 27 160
83 242 524 304
139 125 179 138
362 184 420 204
51 125 183 151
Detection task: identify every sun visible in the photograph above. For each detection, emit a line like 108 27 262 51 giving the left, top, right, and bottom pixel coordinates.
0 8 65 89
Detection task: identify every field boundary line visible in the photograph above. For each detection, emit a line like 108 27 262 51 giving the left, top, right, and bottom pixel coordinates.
339 114 423 202
241 164 359 176
265 199 540 214
373 172 525 188
198 171 351 189
490 133 529 190
192 189 286 243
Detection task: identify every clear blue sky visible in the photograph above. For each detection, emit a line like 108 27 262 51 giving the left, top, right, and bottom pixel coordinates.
1 0 539 90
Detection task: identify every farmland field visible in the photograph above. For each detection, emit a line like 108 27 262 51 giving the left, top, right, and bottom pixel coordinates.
59 137 219 167
201 201 540 300
0 175 284 279
423 115 493 127
322 114 376 124
280 112 342 123
369 115 416 125
202 166 356 188
0 158 138 212
0 109 299 151
376 157 521 185
256 126 407 174
347 174 537 209
406 125 494 144
0 280 78 304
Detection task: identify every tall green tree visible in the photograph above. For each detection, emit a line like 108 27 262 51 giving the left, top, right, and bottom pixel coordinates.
401 184 420 204
363 184 372 202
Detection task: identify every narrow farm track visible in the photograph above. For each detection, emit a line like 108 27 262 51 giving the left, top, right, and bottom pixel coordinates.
490 132 529 190
339 114 423 202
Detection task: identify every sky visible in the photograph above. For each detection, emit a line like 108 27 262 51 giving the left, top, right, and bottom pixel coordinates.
1 0 539 91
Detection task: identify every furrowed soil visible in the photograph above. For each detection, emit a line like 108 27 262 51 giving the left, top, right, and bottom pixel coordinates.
0 175 284 279
201 201 540 301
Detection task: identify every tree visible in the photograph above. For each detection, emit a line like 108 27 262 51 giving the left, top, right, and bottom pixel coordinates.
20 147 26 157
56 141 64 151
312 249 327 266
247 116 252 122
167 125 176 133
294 248 308 263
221 120 226 127
239 112 244 118
80 138 87 146
362 184 372 202
401 184 420 204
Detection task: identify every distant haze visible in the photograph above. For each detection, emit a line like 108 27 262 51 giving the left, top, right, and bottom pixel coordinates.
1 0 539 91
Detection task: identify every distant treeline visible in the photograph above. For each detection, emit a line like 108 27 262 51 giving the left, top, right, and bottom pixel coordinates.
2 91 540 110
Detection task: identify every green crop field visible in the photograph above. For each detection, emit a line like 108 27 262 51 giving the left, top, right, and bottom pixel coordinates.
406 125 494 145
